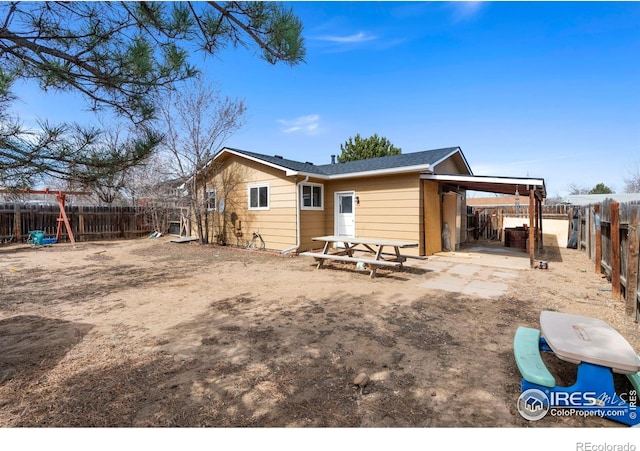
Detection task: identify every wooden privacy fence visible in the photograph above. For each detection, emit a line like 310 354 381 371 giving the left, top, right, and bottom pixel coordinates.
469 204 572 241
0 203 155 243
578 199 640 321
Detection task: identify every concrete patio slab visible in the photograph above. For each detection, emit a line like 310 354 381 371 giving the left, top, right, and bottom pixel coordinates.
449 264 480 276
462 279 510 298
411 242 530 298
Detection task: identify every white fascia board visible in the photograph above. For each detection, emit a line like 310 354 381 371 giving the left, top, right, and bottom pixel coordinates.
421 174 545 186
327 164 432 180
287 165 432 180
286 170 318 178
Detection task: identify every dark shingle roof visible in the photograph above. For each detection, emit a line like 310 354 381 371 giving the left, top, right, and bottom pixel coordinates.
223 148 321 173
221 147 462 176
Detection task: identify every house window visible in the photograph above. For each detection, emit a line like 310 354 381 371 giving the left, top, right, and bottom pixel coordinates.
248 184 269 210
301 183 323 210
206 189 216 211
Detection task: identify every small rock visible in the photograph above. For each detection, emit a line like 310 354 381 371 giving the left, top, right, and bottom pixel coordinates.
431 391 437 397
354 372 369 388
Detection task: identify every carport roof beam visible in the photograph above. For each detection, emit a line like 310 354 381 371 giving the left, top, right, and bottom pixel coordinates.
420 174 546 200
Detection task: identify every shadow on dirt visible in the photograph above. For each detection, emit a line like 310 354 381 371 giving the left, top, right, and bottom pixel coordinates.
0 263 192 308
3 288 622 427
11 291 533 427
0 315 93 385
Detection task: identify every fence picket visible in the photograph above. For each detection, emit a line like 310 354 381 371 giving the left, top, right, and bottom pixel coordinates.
0 203 155 243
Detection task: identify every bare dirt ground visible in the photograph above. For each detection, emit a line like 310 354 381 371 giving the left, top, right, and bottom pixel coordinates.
0 237 638 428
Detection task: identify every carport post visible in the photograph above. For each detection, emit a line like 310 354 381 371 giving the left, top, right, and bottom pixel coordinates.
529 188 535 268
537 196 543 252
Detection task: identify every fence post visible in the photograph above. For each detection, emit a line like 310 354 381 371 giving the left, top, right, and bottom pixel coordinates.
577 207 583 250
13 202 21 241
78 206 84 240
611 201 621 301
627 206 639 319
594 204 601 274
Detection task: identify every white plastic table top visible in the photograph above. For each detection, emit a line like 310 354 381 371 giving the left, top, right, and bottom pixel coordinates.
312 235 419 248
540 310 640 374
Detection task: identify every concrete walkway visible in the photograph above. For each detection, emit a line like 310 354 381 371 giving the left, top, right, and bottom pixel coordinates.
410 244 530 298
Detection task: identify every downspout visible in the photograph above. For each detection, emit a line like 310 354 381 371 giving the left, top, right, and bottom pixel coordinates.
281 175 309 254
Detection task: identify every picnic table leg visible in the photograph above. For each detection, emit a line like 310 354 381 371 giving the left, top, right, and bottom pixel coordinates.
368 246 384 278
374 245 383 261
394 246 403 269
346 242 355 257
317 241 330 269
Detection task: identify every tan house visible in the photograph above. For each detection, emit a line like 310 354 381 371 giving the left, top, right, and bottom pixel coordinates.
195 146 546 257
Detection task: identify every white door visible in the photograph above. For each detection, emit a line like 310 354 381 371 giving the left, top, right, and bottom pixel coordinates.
335 191 355 237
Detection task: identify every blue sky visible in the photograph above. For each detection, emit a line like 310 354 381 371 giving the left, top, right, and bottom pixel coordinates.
9 1 640 198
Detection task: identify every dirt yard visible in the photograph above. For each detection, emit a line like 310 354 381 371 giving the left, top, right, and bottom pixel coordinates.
0 237 638 428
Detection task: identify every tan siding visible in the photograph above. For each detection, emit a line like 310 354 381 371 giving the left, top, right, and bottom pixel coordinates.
433 152 470 174
326 173 422 256
202 154 297 250
300 210 325 251
434 158 459 174
353 218 420 229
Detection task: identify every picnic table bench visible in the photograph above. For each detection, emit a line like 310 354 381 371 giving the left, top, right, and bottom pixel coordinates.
299 235 419 278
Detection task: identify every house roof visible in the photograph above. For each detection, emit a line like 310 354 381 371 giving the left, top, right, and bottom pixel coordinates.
216 146 471 179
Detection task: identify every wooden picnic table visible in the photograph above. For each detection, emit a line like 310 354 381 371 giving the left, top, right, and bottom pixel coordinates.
299 235 419 278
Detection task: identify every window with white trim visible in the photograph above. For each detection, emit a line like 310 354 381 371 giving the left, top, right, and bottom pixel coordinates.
300 183 323 210
248 184 269 210
206 189 216 211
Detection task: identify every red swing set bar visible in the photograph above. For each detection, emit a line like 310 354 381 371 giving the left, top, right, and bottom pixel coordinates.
0 188 91 245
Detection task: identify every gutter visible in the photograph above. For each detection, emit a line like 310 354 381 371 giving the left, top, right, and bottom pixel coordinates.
281 175 309 254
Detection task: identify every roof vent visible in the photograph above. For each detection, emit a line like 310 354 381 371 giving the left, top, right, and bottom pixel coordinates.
305 161 314 165
274 155 283 159
331 155 336 164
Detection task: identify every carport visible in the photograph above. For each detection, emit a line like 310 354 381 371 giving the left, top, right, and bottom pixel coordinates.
421 174 546 268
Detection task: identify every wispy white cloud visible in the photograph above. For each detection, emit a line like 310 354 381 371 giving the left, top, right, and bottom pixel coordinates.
448 1 484 23
309 31 382 53
314 32 377 44
278 114 320 135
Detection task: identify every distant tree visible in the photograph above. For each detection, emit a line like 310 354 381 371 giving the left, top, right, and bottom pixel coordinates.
72 126 169 204
589 183 614 195
568 183 590 195
544 194 564 205
121 152 177 209
623 163 640 193
159 76 247 245
337 133 401 163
